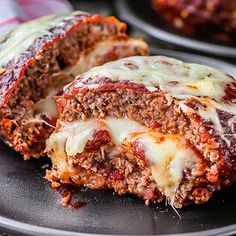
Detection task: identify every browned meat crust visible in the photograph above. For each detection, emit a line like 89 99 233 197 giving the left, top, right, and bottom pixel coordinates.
151 0 236 43
0 12 149 159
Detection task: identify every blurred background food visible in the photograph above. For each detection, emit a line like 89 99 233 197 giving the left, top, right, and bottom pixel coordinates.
116 0 236 59
151 0 236 44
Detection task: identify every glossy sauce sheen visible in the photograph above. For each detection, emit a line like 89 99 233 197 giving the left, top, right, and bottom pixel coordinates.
0 11 89 67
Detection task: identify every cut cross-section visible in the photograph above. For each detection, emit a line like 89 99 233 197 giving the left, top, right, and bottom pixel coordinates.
46 56 236 207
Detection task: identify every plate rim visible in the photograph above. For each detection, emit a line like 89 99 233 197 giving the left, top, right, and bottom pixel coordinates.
1 49 236 236
116 0 236 58
1 215 236 236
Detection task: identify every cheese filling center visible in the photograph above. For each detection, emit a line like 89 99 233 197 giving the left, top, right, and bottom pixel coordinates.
47 117 201 204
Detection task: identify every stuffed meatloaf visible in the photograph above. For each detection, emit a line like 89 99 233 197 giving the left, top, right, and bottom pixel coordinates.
0 11 149 159
46 56 236 208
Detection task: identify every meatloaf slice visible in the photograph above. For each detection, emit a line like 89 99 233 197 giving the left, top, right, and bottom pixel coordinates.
46 56 236 208
0 11 149 159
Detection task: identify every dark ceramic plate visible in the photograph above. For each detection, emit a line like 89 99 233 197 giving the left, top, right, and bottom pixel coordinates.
0 50 236 236
116 0 236 58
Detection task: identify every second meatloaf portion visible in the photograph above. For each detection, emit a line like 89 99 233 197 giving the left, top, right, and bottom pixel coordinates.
0 11 149 159
151 0 236 43
46 56 236 208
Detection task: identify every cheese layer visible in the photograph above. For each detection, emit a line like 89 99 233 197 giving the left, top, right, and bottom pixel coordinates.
76 56 234 100
47 118 201 204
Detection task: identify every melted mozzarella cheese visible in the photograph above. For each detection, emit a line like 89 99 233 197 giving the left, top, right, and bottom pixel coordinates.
47 117 200 203
47 119 105 157
132 133 198 204
46 119 105 176
0 11 89 67
105 117 148 144
78 56 232 100
34 97 58 119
